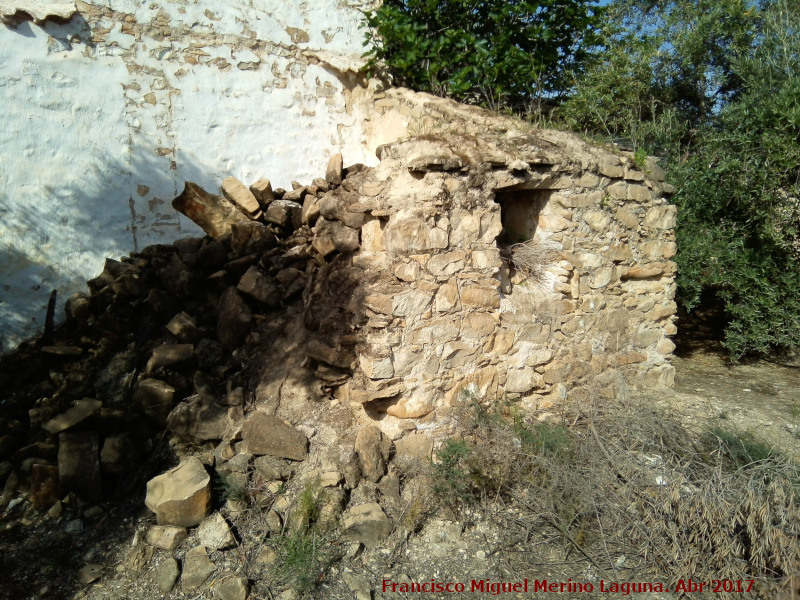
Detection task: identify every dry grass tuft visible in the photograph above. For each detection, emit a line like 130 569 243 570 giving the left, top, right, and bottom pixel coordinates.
506 239 561 286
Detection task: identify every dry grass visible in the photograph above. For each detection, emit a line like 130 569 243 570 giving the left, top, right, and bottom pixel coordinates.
429 394 800 598
505 239 561 287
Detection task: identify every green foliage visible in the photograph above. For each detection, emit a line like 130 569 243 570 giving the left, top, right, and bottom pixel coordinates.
432 438 475 503
213 472 247 505
515 420 571 457
563 0 800 358
705 425 781 468
296 478 322 526
276 530 322 592
361 0 604 111
670 1 800 358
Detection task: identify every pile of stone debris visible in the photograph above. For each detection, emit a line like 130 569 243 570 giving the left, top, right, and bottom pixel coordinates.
0 153 436 599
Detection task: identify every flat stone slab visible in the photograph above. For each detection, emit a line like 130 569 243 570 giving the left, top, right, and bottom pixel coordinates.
241 412 307 461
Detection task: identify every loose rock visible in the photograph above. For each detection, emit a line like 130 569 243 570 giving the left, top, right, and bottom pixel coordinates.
241 412 308 461
154 557 180 593
197 512 235 550
145 456 211 527
340 502 392 546
181 545 216 591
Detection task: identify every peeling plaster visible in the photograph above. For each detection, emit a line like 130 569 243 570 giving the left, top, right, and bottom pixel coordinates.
0 0 376 351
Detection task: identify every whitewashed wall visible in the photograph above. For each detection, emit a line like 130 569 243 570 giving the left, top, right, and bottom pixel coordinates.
0 0 377 351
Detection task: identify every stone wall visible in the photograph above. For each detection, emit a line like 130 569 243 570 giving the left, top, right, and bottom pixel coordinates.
0 0 374 351
300 132 678 421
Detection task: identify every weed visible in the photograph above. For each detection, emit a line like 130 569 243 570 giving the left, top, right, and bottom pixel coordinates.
515 420 572 456
504 238 560 288
296 478 322 526
274 530 322 592
213 472 247 505
426 396 800 597
705 425 781 468
432 439 475 504
633 147 649 171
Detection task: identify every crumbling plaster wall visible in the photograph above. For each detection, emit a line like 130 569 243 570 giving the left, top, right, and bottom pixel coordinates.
0 0 376 351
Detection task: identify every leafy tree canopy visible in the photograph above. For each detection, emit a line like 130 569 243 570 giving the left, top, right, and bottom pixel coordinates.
361 0 605 111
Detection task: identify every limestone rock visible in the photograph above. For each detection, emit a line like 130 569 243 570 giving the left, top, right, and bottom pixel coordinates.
133 379 176 424
0 1 76 22
283 186 306 202
249 178 274 206
320 471 343 487
154 557 180 593
222 176 260 217
197 512 236 550
301 193 320 226
253 455 295 480
394 433 433 465
216 287 252 349
100 433 138 475
42 399 101 434
241 412 308 461
307 339 354 369
29 464 60 509
158 254 198 299
343 573 372 600
146 525 188 551
145 457 211 527
165 312 202 343
216 575 250 600
146 344 193 373
231 222 276 256
265 199 302 228
314 219 360 254
237 267 280 307
58 432 102 503
64 292 90 323
326 153 343 186
78 564 103 584
354 426 392 483
340 502 392 546
407 154 465 172
181 546 216 591
583 210 612 232
173 182 249 240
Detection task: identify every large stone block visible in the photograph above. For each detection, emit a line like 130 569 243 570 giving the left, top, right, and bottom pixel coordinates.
222 176 260 217
340 503 391 546
173 182 249 239
216 287 252 349
354 426 392 483
145 457 211 528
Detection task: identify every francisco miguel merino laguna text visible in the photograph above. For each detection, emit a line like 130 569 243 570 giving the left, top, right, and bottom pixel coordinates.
381 578 671 595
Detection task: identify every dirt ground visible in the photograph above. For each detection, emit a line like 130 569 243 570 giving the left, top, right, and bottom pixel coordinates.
662 350 800 459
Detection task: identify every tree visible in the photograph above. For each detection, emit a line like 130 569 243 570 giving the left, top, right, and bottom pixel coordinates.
361 0 604 111
564 0 800 358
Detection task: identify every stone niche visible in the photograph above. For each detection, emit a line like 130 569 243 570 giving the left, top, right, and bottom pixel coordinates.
320 131 678 420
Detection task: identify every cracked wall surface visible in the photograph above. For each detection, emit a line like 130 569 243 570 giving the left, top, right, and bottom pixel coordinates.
0 0 376 351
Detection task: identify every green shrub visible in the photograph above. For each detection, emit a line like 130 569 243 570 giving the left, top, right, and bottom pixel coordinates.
562 0 800 358
432 438 475 504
